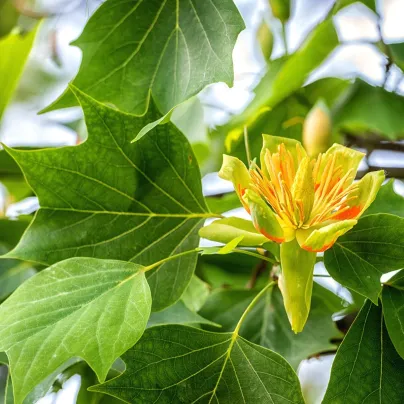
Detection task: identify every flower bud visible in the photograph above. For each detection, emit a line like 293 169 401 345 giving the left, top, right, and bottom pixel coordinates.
303 99 332 157
257 20 273 61
268 0 291 23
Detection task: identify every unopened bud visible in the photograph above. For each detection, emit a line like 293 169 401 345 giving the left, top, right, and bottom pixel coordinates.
257 20 273 61
303 99 332 157
268 0 291 23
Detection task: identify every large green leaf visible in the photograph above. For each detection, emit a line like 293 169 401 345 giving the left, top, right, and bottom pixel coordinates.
381 270 404 360
221 17 339 131
333 80 404 140
0 25 38 120
200 283 343 368
0 257 151 403
323 300 404 403
364 179 404 218
4 88 212 310
90 324 305 403
324 214 404 303
45 0 245 116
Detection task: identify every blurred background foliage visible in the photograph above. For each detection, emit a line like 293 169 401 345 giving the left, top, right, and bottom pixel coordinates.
1 0 404 403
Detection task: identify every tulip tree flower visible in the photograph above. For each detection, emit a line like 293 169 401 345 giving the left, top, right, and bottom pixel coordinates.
201 135 384 333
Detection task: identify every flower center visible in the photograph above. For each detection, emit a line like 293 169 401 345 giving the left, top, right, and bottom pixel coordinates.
250 144 359 229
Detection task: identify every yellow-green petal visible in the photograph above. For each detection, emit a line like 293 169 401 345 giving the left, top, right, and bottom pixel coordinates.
279 238 316 333
219 154 251 211
243 189 285 243
291 156 315 220
260 134 307 177
319 144 364 179
199 217 268 247
350 170 385 218
296 220 357 252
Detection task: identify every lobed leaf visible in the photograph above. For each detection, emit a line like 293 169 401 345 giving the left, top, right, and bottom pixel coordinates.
5 88 211 310
91 324 305 403
200 283 343 368
44 0 245 116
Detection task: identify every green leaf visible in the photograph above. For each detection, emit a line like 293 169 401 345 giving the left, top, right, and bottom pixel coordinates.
324 214 404 303
0 150 31 203
221 17 339 131
181 274 210 312
0 257 151 403
333 80 404 140
333 0 377 13
5 88 212 311
381 270 404 360
323 300 404 403
197 252 269 290
364 179 404 218
147 300 218 327
0 260 36 302
389 42 404 71
90 324 305 403
205 193 241 214
0 25 38 120
44 0 245 116
200 283 343 368
0 218 30 249
302 78 350 107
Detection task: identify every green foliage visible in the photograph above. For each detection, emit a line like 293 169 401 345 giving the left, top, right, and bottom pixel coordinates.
2 0 404 402
45 0 245 116
200 283 344 368
364 180 404 217
91 324 305 403
5 88 211 311
0 257 151 403
381 270 404 360
333 80 404 140
323 300 404 403
324 214 404 302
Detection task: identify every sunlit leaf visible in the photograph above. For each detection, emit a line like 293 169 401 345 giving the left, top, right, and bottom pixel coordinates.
44 0 245 116
0 257 151 403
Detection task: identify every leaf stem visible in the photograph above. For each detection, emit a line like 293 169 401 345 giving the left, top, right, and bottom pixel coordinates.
233 281 276 336
143 249 198 272
233 248 277 264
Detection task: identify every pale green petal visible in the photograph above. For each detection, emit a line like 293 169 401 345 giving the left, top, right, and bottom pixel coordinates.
219 154 251 211
296 220 357 252
351 170 385 218
243 189 285 243
279 238 316 333
199 217 268 247
260 134 306 176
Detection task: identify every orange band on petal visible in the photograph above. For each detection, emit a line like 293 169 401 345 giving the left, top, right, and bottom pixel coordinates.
333 205 361 220
302 241 334 253
258 227 285 244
